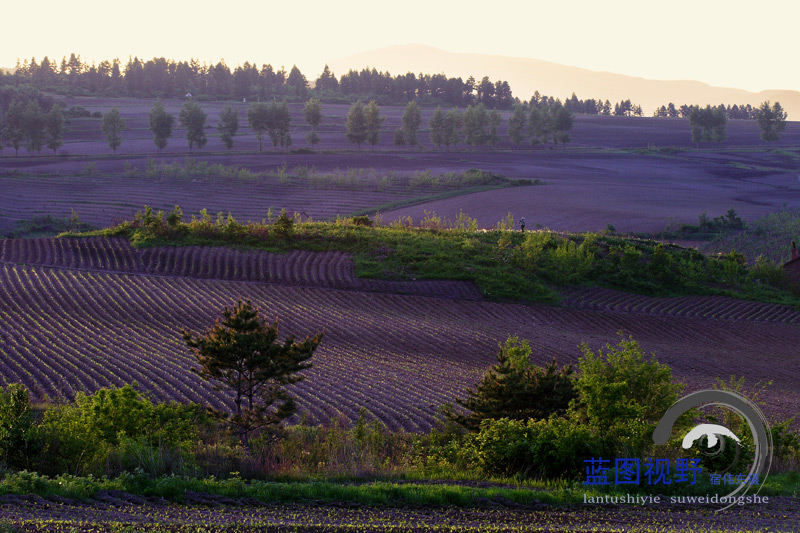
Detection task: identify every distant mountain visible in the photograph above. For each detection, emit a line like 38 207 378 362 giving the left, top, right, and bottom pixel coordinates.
330 45 800 119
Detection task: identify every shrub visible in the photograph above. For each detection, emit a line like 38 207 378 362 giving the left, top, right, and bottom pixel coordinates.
447 337 576 431
0 385 37 471
467 416 597 479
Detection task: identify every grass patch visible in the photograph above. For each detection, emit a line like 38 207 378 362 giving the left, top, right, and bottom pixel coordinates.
60 205 800 306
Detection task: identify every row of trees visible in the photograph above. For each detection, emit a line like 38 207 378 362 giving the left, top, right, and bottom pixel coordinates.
0 98 64 156
654 102 761 120
686 101 787 144
4 54 516 109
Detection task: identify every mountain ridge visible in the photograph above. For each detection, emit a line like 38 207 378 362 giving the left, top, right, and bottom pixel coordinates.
329 44 800 119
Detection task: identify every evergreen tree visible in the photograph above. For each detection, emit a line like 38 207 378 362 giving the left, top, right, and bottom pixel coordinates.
527 105 550 146
364 100 385 149
183 299 323 447
755 101 788 142
148 99 174 153
552 105 574 146
689 105 727 143
286 65 308 97
217 105 238 150
508 103 527 145
101 107 126 155
401 100 422 148
445 337 576 431
345 100 367 148
178 100 207 151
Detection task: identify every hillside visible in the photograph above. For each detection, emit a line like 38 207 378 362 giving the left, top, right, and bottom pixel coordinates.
331 45 800 118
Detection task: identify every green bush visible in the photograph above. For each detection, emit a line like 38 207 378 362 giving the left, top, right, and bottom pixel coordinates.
0 385 37 471
35 384 205 476
467 416 597 479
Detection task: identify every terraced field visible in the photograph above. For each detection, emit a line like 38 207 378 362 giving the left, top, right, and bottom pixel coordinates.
1 237 799 430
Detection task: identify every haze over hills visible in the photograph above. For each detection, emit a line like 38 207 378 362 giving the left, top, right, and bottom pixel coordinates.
330 45 800 119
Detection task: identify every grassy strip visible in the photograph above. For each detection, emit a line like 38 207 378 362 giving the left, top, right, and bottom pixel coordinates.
61 208 800 306
0 471 796 507
348 182 539 218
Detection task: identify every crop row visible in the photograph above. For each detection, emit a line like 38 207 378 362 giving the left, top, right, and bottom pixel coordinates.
561 286 800 324
0 237 483 300
2 262 800 428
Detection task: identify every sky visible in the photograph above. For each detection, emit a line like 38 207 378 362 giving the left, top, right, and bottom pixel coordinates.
2 0 799 93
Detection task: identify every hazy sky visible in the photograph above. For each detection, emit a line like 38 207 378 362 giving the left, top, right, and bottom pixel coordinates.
3 0 798 92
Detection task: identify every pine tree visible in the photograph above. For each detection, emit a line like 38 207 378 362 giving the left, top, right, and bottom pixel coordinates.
445 337 576 431
183 299 323 446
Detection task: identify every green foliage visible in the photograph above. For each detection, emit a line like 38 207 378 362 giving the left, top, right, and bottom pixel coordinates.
428 106 445 148
401 100 422 148
303 98 322 147
44 104 64 154
345 100 367 147
22 100 45 154
463 103 500 147
507 104 527 145
36 384 204 476
467 416 597 479
182 299 323 446
101 106 126 155
364 100 385 148
247 102 269 151
266 101 292 149
178 100 207 151
148 100 174 153
0 385 37 470
689 105 727 143
446 337 576 431
217 105 238 150
756 101 787 142
570 334 682 455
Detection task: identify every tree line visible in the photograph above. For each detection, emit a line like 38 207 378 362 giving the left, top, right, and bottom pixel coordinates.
3 54 516 109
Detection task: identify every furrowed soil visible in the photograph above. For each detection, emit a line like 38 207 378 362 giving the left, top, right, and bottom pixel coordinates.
1 492 798 531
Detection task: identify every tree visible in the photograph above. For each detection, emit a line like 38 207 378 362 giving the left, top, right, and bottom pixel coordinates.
265 101 292 149
217 105 238 150
689 105 727 144
345 100 367 148
508 103 527 145
463 103 497 147
445 336 576 431
755 101 787 142
178 100 207 151
429 105 445 149
44 105 64 155
286 65 308 97
101 106 126 155
527 105 550 146
443 108 463 148
302 98 322 147
552 105 574 146
5 100 24 156
22 100 45 154
364 100 385 148
400 100 422 148
247 102 269 151
183 299 323 446
148 100 173 153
